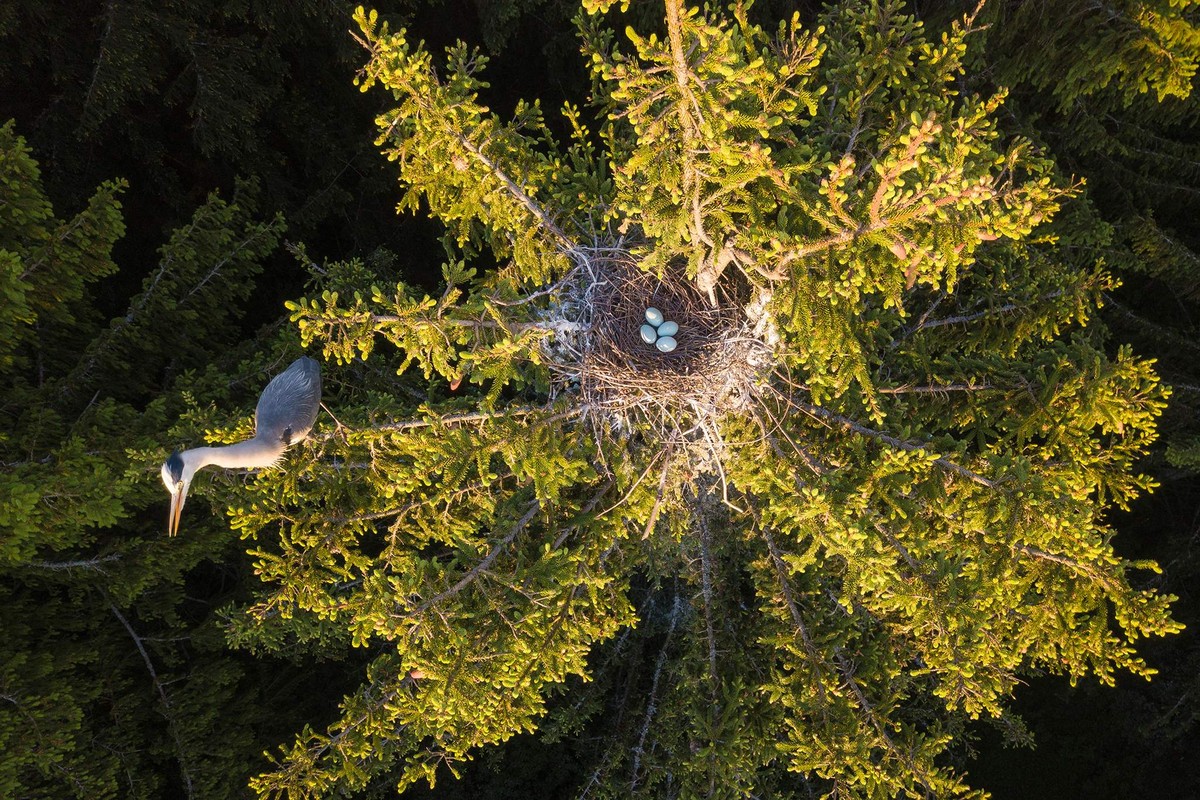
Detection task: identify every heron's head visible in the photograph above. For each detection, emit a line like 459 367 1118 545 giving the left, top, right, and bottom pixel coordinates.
161 451 189 536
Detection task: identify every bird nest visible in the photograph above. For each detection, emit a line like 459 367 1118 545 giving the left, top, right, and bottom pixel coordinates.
542 247 772 432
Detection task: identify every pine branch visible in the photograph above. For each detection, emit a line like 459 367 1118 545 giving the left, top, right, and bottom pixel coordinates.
268 672 422 791
0 692 91 796
756 195 964 280
80 0 118 123
789 396 998 489
553 477 618 549
868 519 985 708
453 131 581 258
500 542 621 708
758 526 834 718
664 1 702 141
336 478 511 528
18 206 96 282
664 0 716 265
875 383 995 394
832 651 937 797
64 205 278 400
901 302 1021 333
756 393 830 477
1013 543 1121 593
408 500 541 618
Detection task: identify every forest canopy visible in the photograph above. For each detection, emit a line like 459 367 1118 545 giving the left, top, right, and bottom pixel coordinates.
3 1 1200 799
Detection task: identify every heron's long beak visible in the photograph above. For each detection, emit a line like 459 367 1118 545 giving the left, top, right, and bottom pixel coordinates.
168 481 188 536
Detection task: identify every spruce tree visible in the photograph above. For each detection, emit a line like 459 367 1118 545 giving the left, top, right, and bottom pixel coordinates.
183 2 1181 797
937 0 1200 789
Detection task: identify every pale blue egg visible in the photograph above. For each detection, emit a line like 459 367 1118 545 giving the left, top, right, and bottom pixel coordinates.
640 324 658 344
655 336 677 353
645 307 664 326
657 320 678 337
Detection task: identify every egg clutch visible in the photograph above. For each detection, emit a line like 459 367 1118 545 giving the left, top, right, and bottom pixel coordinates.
638 307 679 353
554 251 766 422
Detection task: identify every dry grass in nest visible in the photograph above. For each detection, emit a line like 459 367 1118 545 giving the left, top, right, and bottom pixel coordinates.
542 247 772 436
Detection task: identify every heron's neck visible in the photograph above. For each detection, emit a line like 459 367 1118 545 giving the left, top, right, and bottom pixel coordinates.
187 437 285 472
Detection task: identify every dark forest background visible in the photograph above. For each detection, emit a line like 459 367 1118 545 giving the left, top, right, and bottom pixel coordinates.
2 0 1198 797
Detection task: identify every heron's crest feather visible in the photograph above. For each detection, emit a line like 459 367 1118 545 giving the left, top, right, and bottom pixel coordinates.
165 451 185 482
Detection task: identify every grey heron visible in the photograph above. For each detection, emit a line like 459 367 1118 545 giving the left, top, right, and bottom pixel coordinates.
161 356 321 536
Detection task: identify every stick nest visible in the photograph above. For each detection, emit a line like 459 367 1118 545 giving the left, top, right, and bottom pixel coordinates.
543 247 772 427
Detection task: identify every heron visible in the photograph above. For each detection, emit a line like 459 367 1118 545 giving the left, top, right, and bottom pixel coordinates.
161 356 321 536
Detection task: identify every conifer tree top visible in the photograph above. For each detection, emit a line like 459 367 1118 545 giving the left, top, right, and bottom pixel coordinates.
241 3 1181 797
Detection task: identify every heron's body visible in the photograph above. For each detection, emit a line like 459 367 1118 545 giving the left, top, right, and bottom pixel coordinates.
161 356 320 535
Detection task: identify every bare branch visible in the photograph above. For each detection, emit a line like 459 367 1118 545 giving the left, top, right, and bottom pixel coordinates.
109 604 195 799
370 313 588 334
630 593 683 792
898 289 1068 339
690 488 720 694
641 448 674 540
25 554 122 572
314 406 581 442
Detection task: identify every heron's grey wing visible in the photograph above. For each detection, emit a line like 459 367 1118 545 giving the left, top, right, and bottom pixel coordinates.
255 356 322 447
